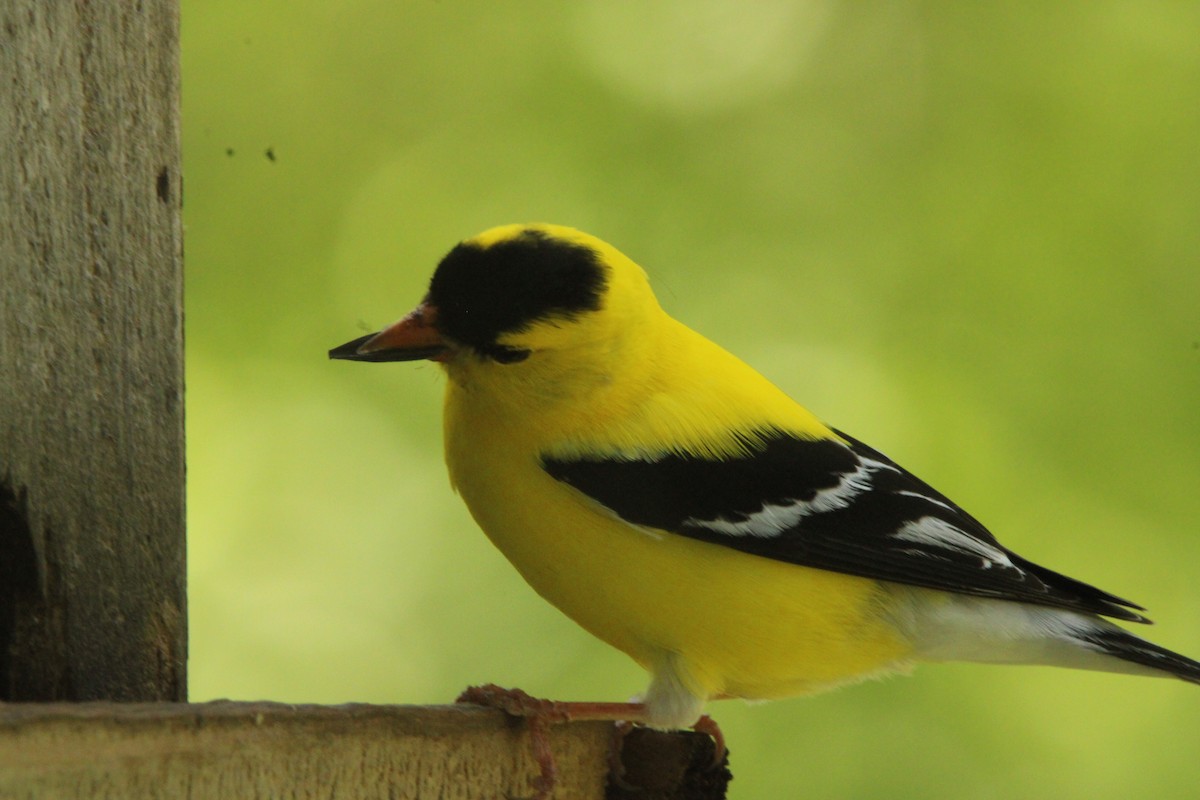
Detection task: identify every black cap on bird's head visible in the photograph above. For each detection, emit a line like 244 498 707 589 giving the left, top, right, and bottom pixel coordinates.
330 224 615 365
428 228 607 357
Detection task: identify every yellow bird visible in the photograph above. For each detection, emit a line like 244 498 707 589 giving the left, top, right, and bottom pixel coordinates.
331 223 1199 732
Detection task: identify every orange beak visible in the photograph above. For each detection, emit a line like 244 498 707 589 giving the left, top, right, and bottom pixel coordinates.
329 301 450 363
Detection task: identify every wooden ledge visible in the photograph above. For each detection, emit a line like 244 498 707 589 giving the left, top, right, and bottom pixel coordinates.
0 701 728 799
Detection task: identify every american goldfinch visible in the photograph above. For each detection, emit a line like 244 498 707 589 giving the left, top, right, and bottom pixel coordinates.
331 223 1200 731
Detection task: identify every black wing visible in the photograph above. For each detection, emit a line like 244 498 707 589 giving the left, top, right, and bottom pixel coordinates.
542 427 1148 623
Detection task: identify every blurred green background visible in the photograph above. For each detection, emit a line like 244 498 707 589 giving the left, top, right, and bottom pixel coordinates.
182 2 1200 797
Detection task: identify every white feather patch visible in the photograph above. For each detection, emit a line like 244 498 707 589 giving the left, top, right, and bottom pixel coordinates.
893 588 1168 678
894 489 957 514
683 455 896 538
891 516 1016 570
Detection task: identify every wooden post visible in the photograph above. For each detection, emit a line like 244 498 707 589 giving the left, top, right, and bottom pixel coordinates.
0 1 185 701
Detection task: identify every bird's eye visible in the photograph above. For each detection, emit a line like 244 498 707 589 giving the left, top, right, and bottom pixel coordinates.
489 345 531 364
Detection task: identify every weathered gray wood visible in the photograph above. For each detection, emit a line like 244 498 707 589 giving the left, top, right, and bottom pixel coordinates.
0 2 185 700
0 702 617 799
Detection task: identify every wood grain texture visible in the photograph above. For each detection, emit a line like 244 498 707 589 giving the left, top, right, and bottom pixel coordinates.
0 2 185 700
0 702 617 799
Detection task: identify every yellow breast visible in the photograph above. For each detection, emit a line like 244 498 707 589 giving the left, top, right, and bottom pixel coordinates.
441 326 915 702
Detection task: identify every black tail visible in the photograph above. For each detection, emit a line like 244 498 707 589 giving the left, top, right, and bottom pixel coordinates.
1080 627 1200 684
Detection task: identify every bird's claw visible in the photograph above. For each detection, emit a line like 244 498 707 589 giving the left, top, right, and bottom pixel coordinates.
456 684 565 799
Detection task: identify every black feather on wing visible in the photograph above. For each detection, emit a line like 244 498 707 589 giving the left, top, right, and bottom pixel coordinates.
541 427 1148 623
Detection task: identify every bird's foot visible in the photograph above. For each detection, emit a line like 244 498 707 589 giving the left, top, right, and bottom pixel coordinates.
456 685 729 797
455 684 567 799
692 713 727 768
